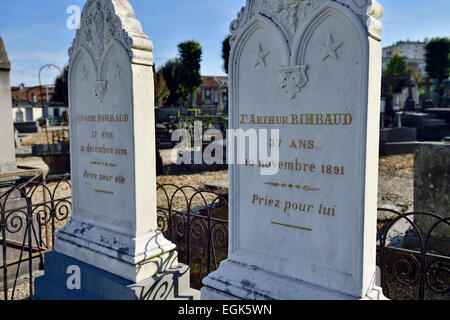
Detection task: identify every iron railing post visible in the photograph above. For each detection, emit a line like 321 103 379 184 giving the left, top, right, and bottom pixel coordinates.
1 204 7 300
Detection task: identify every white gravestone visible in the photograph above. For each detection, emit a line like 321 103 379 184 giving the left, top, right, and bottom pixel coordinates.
0 36 17 174
202 0 385 300
50 0 196 299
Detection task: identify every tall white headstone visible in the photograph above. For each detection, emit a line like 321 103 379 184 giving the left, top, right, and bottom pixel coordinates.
35 0 198 300
202 0 385 300
0 36 17 174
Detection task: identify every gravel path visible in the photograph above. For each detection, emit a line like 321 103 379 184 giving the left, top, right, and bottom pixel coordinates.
378 154 414 219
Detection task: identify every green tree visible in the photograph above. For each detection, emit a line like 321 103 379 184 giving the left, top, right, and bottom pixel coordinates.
161 59 183 106
412 73 428 102
221 34 232 74
381 53 410 121
178 40 203 108
51 65 69 104
154 68 170 107
425 37 450 107
383 52 410 92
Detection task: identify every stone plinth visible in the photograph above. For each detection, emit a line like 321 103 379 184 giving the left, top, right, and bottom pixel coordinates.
380 128 417 143
35 251 199 300
401 112 436 128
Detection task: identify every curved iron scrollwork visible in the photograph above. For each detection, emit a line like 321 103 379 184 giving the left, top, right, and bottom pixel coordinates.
377 208 450 300
2 178 449 300
0 174 71 300
156 184 229 289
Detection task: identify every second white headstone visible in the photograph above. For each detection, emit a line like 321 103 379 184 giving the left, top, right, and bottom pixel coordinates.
202 0 385 300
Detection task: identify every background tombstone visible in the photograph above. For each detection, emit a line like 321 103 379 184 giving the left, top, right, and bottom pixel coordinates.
1 37 45 286
412 143 450 253
0 36 17 175
202 0 385 300
35 0 198 300
0 35 26 229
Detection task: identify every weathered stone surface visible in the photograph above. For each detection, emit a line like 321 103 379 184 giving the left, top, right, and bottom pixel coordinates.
424 108 450 124
55 0 173 283
401 112 436 128
0 36 11 70
202 0 385 300
379 142 419 156
379 128 417 143
0 36 17 174
414 143 450 242
36 0 198 300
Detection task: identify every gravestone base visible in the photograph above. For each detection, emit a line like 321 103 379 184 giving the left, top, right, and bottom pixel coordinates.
35 251 199 300
0 163 18 176
201 260 386 300
54 218 183 283
379 127 417 143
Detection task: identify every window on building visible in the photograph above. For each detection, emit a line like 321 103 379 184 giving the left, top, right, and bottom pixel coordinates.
16 109 24 122
26 108 33 121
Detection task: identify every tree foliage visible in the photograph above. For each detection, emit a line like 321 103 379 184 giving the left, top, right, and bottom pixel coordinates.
222 34 232 74
381 53 410 118
177 40 203 107
52 65 69 104
425 37 450 106
425 37 450 81
154 68 170 107
160 59 183 106
383 52 410 92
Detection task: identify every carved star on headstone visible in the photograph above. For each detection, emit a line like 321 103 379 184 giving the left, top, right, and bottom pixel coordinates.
81 65 89 82
112 62 122 79
252 43 271 68
318 34 344 61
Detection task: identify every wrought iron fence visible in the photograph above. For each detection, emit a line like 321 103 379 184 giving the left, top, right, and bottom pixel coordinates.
156 184 228 289
0 173 71 300
377 209 450 300
0 178 448 300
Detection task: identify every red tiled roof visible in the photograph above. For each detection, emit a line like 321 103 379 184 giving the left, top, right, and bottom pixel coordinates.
11 86 55 102
201 76 219 87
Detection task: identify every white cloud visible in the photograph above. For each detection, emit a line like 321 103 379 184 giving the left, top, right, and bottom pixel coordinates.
10 51 68 64
8 51 68 86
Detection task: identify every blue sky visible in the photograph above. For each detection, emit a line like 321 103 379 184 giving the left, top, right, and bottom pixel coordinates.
1 0 449 86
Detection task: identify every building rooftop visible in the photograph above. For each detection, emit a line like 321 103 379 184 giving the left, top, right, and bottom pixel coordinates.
11 85 55 102
201 76 228 88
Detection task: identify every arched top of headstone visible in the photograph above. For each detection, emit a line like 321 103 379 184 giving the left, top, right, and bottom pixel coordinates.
0 36 11 70
69 0 153 66
229 0 383 45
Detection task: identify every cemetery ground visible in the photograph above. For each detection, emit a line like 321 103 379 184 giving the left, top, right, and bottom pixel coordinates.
17 128 70 147
1 153 419 300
